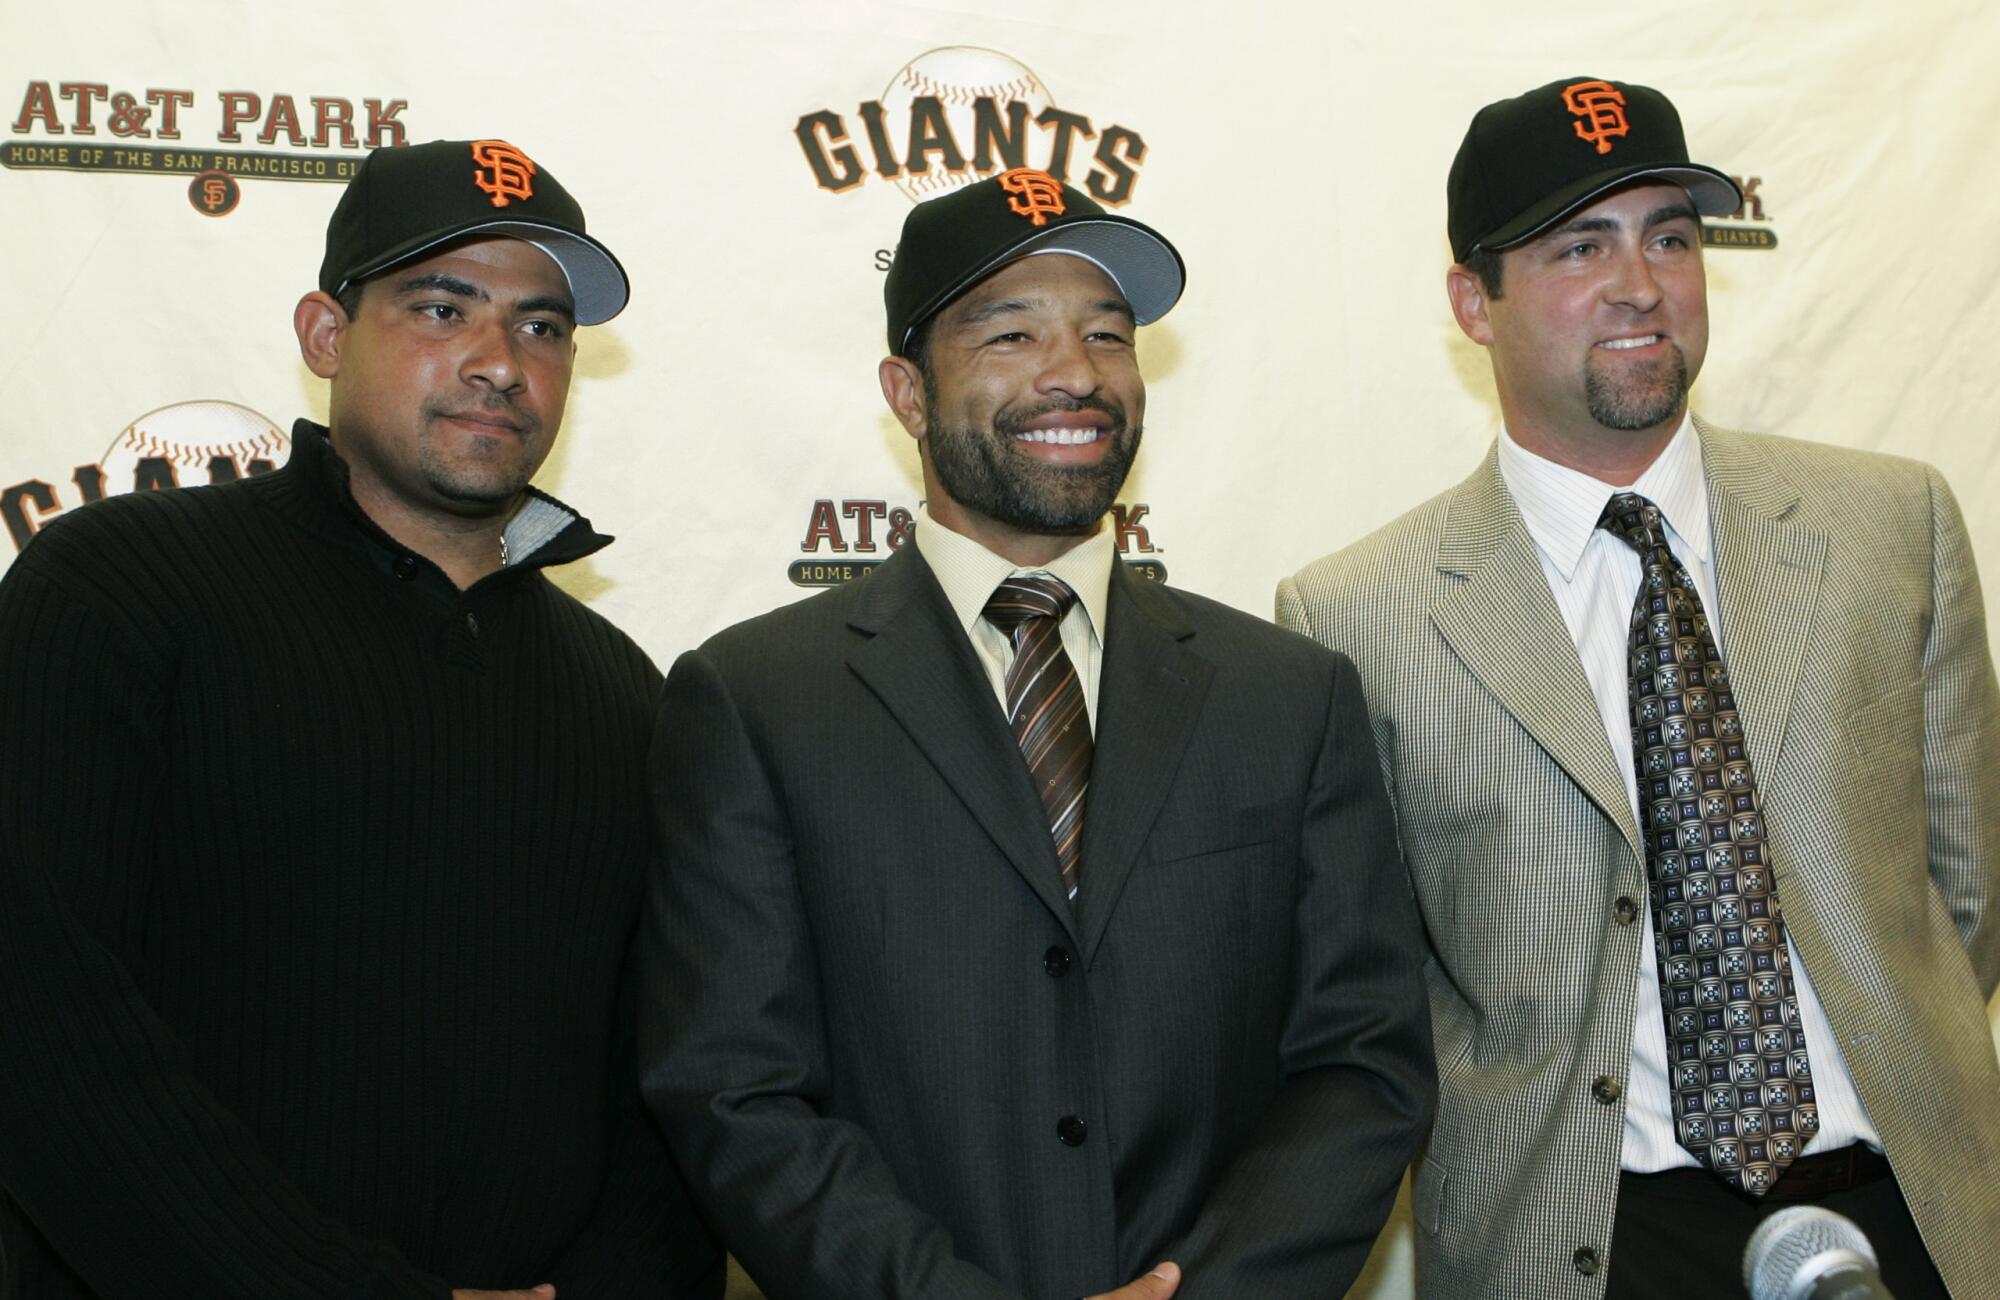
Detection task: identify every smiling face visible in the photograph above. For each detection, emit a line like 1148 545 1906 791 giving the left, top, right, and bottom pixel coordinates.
1447 181 1709 480
308 235 577 524
879 252 1143 566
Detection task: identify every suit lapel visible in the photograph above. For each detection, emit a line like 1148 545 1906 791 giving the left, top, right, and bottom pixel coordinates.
845 547 1081 938
1428 449 1644 858
1697 419 1827 777
1075 563 1212 963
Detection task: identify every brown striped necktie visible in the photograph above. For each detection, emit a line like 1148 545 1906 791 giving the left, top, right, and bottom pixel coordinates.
983 575 1092 904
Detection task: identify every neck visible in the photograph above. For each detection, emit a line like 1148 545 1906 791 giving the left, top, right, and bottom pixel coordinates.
925 498 1101 568
1504 409 1683 488
345 476 517 590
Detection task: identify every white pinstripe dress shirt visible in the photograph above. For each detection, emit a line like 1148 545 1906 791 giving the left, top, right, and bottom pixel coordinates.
1496 416 1881 1172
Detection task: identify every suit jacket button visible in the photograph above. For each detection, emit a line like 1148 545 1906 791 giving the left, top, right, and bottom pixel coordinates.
1057 1115 1087 1147
392 555 420 580
1043 946 1072 977
1574 1247 1601 1276
1592 1075 1622 1104
1614 896 1639 925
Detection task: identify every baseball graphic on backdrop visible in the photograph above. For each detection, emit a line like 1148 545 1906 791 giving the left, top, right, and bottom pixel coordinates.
882 47 1054 204
101 400 290 494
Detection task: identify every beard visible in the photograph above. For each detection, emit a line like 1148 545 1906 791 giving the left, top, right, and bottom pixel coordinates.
922 387 1141 535
1584 341 1691 432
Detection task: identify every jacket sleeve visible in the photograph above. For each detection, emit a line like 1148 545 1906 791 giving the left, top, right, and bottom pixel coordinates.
0 557 449 1300
1917 467 2000 997
543 926 726 1299
640 647 1021 1300
1165 654 1436 1297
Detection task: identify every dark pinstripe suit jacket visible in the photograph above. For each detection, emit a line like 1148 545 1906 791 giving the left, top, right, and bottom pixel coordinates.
1279 421 2000 1298
641 545 1434 1300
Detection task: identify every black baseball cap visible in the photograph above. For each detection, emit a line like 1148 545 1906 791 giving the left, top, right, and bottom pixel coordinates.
1447 77 1740 264
884 168 1184 356
319 138 629 325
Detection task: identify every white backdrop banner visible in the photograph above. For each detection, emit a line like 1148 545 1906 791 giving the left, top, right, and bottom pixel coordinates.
5 1 1997 1295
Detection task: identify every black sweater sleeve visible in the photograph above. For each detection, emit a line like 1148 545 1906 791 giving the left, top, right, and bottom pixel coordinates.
542 931 726 1300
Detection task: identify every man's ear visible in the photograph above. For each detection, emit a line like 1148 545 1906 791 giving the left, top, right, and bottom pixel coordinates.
1445 263 1495 347
878 355 928 440
294 290 348 380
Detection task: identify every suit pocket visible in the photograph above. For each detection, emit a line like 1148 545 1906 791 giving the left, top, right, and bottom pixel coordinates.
1412 1152 1449 1239
1142 800 1281 866
1119 803 1291 969
1843 679 1923 763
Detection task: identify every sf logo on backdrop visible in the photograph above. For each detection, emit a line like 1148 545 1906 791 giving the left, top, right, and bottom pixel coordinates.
5 78 413 215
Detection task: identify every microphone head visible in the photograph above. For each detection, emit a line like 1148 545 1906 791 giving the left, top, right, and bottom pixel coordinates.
1744 1206 1881 1300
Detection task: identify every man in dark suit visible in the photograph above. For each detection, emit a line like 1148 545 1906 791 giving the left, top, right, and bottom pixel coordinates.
641 170 1434 1300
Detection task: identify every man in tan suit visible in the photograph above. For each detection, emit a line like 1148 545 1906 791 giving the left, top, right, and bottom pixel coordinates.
1279 77 2000 1298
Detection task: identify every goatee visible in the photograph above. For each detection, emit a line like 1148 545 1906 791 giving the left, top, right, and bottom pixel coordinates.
1585 342 1690 432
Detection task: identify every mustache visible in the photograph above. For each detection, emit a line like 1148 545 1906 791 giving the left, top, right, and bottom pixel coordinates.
422 395 538 436
994 394 1125 437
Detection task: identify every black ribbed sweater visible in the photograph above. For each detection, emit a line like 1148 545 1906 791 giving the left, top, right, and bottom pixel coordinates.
0 424 721 1298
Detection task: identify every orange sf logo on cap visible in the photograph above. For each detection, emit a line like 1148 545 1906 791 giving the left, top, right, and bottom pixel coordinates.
997 167 1066 226
470 140 537 208
1562 81 1629 155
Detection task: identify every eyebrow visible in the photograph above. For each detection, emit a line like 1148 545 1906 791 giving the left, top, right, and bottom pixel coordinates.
953 295 1136 329
392 272 576 323
394 271 485 300
516 295 576 323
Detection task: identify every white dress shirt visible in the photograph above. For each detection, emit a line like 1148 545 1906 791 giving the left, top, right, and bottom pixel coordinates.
1496 415 1880 1172
909 505 1112 735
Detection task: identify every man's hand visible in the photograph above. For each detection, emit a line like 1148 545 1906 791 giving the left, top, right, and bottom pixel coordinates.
1087 1260 1181 1299
452 1287 555 1300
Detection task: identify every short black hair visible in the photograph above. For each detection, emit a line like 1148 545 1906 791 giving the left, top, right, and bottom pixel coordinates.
334 281 365 320
1463 246 1504 299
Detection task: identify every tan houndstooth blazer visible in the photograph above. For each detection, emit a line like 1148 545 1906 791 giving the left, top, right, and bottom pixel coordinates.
1277 419 2000 1298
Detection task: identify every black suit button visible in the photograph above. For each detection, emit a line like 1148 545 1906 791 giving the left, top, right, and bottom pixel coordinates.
1592 1075 1622 1105
392 555 420 580
1614 896 1639 925
464 612 480 639
1056 1115 1087 1147
1574 1247 1601 1276
1043 946 1072 977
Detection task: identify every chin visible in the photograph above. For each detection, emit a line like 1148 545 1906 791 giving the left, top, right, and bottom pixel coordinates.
426 473 532 508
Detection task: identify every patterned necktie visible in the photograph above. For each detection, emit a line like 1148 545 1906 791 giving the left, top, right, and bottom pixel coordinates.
983 575 1092 904
1597 492 1817 1196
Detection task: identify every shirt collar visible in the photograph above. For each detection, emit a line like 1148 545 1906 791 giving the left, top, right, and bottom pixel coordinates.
272 420 611 579
1495 412 1709 580
912 504 1114 647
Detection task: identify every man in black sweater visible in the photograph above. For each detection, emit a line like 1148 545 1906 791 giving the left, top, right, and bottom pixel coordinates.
0 140 721 1298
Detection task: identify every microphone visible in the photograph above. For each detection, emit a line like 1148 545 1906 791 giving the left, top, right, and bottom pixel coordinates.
1744 1206 1894 1299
